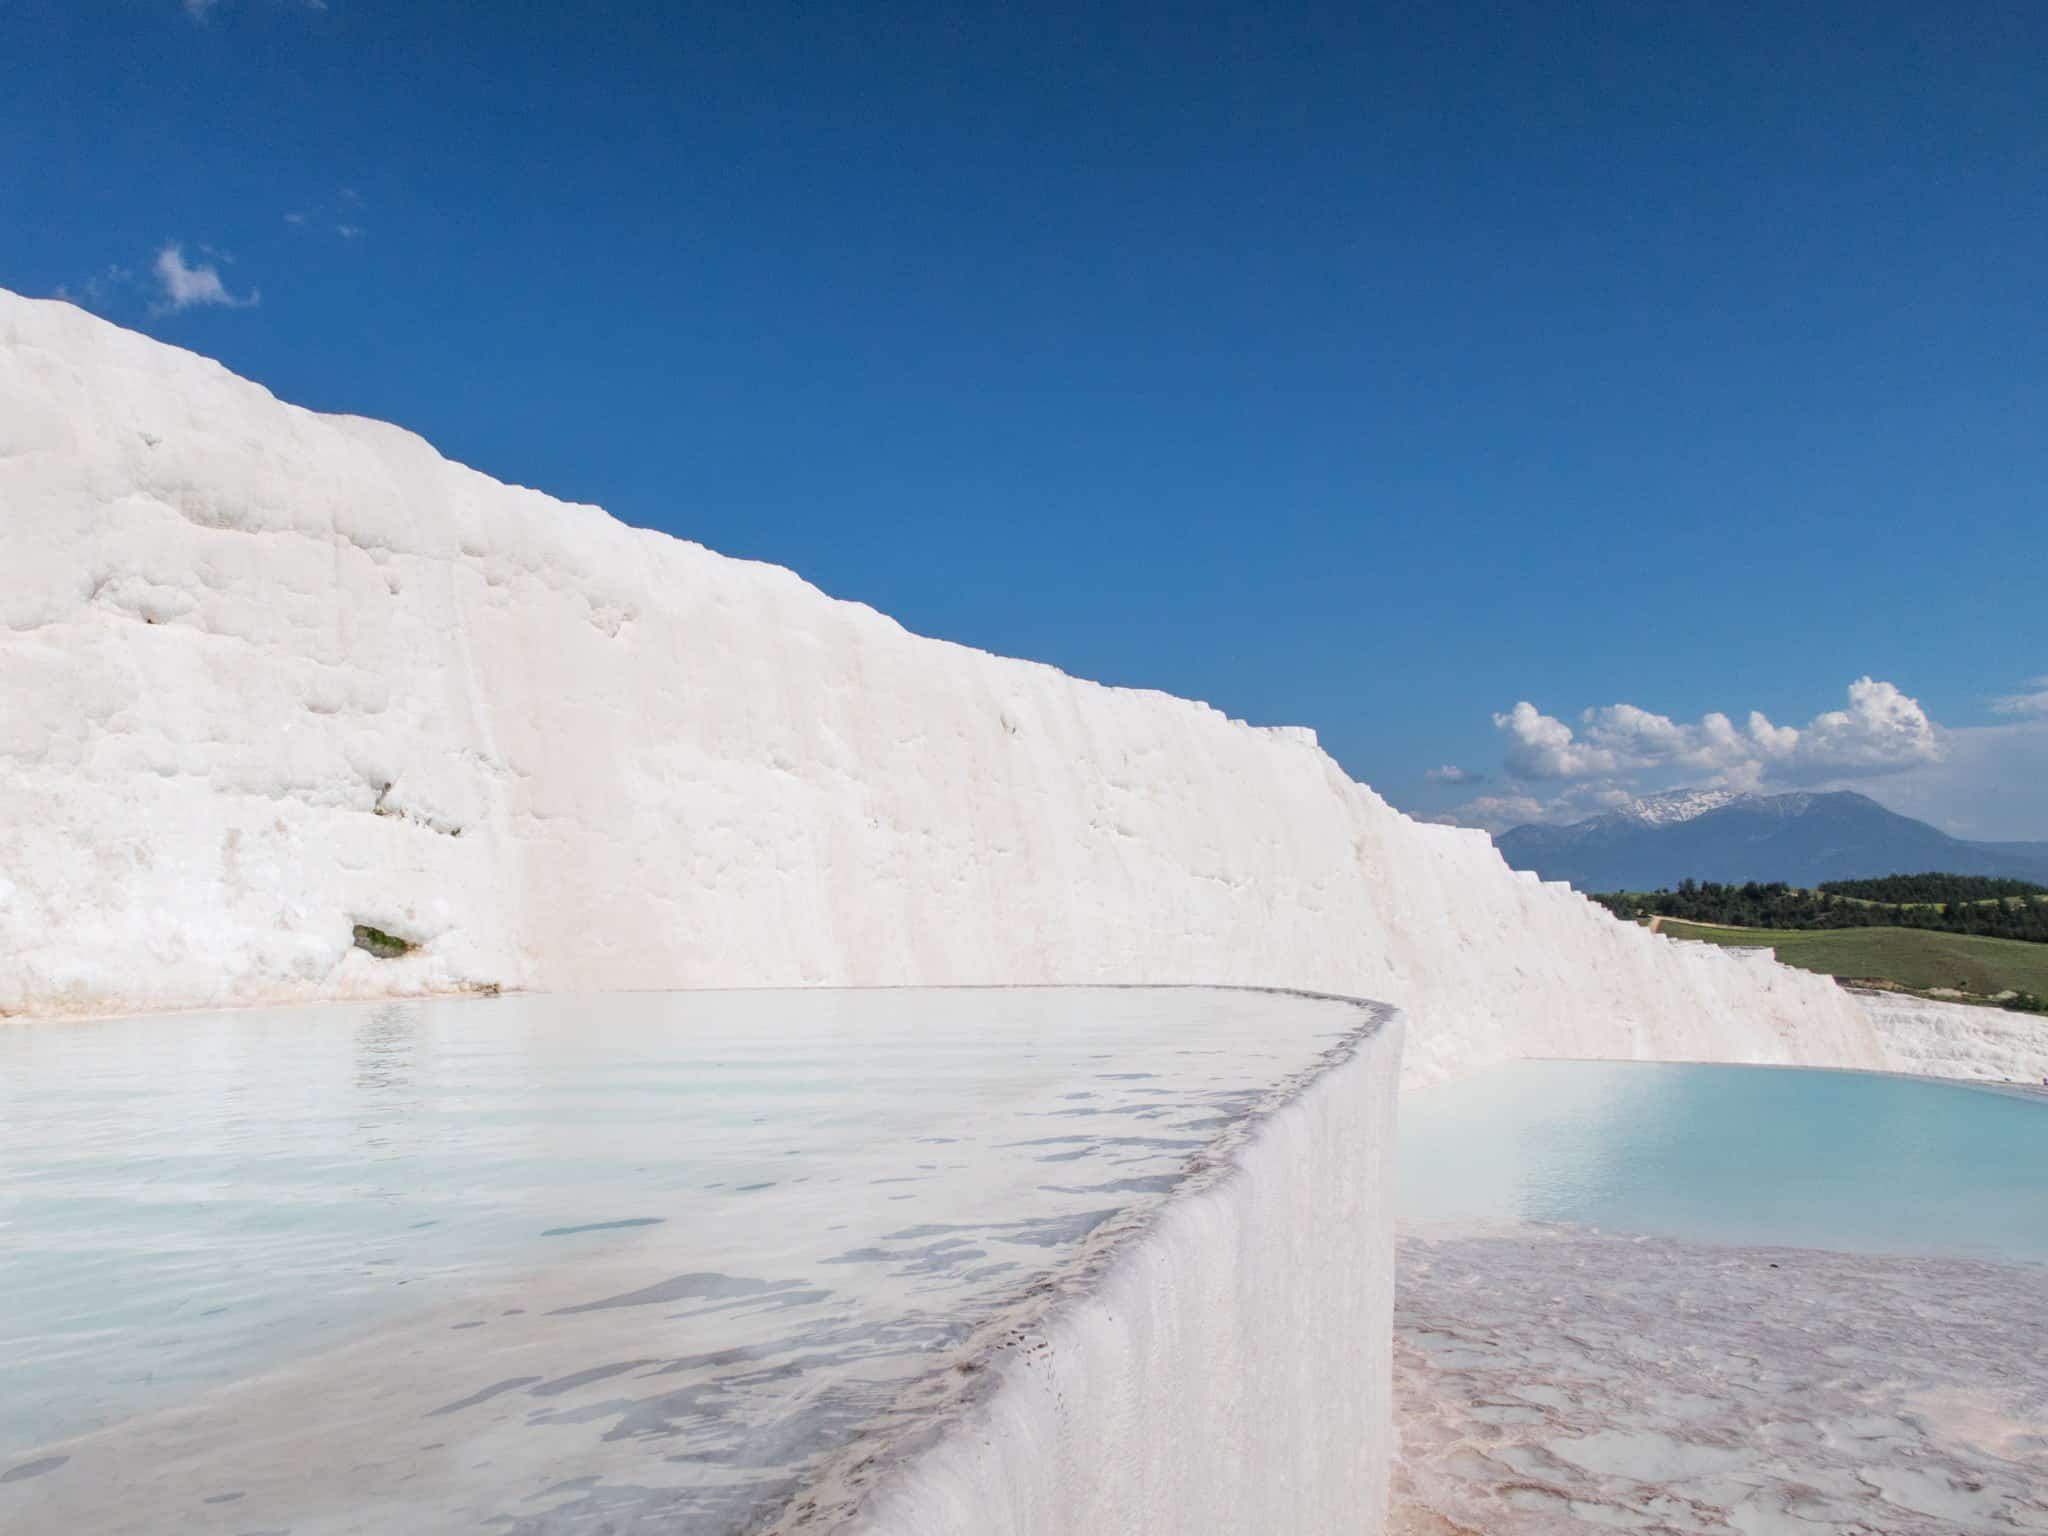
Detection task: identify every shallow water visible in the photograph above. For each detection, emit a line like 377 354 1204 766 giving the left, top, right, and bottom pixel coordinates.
1400 1059 2048 1262
0 986 1373 1533
1394 1059 2048 1535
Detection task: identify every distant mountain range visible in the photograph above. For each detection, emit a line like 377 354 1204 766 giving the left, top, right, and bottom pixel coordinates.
1495 789 2048 892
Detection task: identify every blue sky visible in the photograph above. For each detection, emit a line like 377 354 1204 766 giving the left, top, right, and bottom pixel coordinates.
7 2 2045 836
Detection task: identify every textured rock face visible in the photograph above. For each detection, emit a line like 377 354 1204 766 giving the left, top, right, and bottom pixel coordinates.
1858 991 2048 1085
1392 1228 2048 1535
835 1005 1404 1536
0 290 1916 1083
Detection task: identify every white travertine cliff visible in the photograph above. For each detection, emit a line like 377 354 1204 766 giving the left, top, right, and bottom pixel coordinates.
0 289 2020 1088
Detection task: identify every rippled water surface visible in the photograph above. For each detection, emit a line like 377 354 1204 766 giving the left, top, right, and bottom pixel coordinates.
1400 1059 2048 1261
0 986 1372 1534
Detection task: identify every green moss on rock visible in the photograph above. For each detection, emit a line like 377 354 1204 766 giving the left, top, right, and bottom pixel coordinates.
352 923 415 960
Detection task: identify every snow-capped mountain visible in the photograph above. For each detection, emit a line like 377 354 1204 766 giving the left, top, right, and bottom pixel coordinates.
1496 790 2048 892
1611 788 1743 827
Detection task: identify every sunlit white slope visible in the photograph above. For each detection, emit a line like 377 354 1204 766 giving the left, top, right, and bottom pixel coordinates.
821 1006 1403 1536
0 291 1901 1083
1859 991 2048 1085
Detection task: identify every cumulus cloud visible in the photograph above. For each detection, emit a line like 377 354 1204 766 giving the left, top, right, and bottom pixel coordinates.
1439 670 2048 838
1430 677 1997 835
1492 678 1940 788
152 244 258 312
1425 764 1481 784
1993 677 2048 719
1492 700 1622 780
1784 678 1944 772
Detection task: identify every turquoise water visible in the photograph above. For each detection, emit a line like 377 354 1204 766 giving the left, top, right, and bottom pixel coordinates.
1400 1061 2048 1262
0 986 1375 1534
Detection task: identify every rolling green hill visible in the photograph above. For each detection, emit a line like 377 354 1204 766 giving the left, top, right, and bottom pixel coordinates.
1656 920 2048 1003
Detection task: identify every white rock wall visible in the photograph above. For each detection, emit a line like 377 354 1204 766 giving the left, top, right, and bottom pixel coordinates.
0 290 1940 1085
1857 991 2048 1085
834 1008 1403 1536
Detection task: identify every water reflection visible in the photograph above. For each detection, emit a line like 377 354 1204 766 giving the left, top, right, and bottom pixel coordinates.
354 1002 418 1095
1400 1060 2048 1261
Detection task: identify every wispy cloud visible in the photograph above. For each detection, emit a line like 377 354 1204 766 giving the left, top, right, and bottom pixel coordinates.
152 244 259 312
1993 677 2048 719
1425 764 1482 784
53 265 136 311
284 190 368 242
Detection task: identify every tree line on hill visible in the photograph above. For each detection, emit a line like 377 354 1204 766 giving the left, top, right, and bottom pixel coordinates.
1818 873 2048 904
1595 876 2048 945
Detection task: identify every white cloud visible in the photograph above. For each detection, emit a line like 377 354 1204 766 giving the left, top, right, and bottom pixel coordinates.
1993 677 2048 719
335 223 363 239
1492 678 1940 788
1816 717 2048 842
152 244 258 312
1492 700 1621 779
1425 764 1480 784
1431 677 2013 836
1776 677 1941 773
1446 708 2048 842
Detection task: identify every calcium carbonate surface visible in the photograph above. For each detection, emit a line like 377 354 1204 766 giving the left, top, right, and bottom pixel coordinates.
0 985 1399 1536
0 290 1966 1087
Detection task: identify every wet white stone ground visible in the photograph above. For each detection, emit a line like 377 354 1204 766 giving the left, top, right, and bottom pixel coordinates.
0 986 1388 1535
1391 1225 2048 1535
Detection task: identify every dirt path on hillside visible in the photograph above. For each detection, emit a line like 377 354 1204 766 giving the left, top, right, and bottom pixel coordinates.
1645 915 1772 938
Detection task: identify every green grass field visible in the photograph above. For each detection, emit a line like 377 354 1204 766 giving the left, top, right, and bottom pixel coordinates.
1657 920 2048 999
